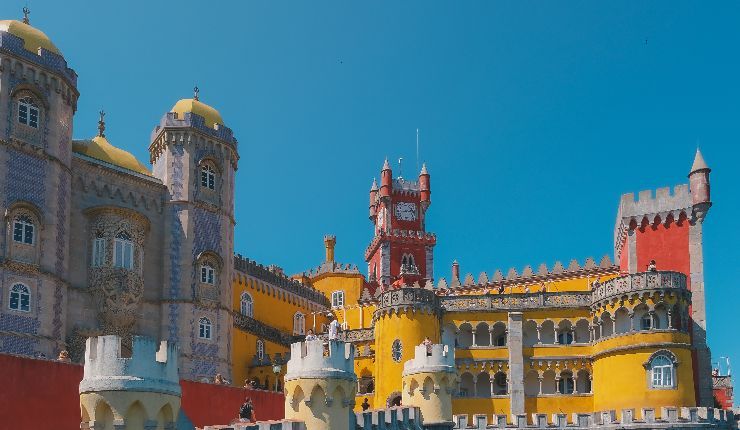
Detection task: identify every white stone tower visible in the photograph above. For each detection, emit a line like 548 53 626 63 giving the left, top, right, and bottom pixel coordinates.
79 335 181 430
402 343 458 429
284 340 357 430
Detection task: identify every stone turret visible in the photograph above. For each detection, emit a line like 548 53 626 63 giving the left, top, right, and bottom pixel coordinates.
324 235 337 263
380 158 392 198
689 149 711 221
79 335 181 430
402 344 457 429
284 340 357 430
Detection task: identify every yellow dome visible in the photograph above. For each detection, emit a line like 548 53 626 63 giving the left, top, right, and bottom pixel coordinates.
73 136 151 175
171 98 224 129
0 20 60 55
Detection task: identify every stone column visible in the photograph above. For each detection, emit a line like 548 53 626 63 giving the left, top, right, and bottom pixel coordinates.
508 312 525 416
489 329 494 346
689 219 713 406
471 329 477 347
627 229 638 273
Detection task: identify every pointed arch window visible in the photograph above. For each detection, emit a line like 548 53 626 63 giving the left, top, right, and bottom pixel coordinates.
240 292 254 317
201 165 216 190
18 97 39 129
13 215 34 245
114 231 134 269
293 312 305 335
9 283 31 312
198 317 212 340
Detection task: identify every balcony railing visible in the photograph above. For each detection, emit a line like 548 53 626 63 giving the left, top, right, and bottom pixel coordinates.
591 271 687 304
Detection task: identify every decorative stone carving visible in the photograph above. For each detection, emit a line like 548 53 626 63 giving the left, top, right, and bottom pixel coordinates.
591 271 688 305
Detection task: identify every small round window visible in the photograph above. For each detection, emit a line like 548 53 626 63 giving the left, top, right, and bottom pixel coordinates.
391 339 403 362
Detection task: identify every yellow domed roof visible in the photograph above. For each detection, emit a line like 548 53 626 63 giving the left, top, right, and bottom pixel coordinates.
171 98 224 129
73 136 151 175
0 20 60 54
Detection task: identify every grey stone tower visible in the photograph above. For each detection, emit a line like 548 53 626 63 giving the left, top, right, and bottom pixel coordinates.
149 90 239 379
0 13 78 356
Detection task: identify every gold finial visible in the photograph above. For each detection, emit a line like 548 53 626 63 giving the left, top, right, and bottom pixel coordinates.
193 85 200 101
22 6 30 24
97 110 106 138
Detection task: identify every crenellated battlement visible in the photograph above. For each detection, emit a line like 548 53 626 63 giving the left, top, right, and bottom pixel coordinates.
78 335 180 396
355 406 424 430
614 184 693 260
453 406 735 430
403 344 456 376
285 341 356 381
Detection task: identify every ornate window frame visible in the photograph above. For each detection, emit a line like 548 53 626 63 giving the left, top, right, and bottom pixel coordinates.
293 312 305 335
331 290 345 308
240 292 254 317
9 87 48 145
5 203 43 265
643 349 679 390
198 317 213 340
391 339 403 362
8 283 31 313
113 231 135 270
256 339 265 361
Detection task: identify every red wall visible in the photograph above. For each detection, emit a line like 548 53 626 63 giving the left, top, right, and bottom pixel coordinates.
714 386 734 410
181 380 284 427
0 353 284 429
635 217 690 282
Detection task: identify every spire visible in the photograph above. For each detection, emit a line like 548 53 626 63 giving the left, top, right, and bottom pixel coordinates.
690 149 710 174
420 163 428 175
370 178 378 191
22 7 30 25
193 85 200 101
382 157 390 171
97 110 106 138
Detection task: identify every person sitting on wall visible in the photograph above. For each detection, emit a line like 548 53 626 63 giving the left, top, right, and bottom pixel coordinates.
647 259 657 272
305 329 318 341
361 398 370 411
57 350 71 362
421 336 433 356
214 373 228 385
239 397 255 422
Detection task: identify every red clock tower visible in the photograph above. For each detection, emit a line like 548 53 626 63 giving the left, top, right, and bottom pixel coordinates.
365 159 436 288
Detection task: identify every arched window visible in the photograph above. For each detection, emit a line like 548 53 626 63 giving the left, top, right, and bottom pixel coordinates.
18 97 39 129
293 312 305 335
13 215 34 245
558 372 574 394
9 283 30 312
391 339 403 362
91 235 106 267
650 354 675 388
198 317 212 339
256 339 265 361
201 165 216 190
114 231 134 269
200 263 215 284
641 313 653 330
240 292 253 317
331 290 344 308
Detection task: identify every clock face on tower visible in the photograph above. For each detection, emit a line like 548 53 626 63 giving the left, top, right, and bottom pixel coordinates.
394 202 418 221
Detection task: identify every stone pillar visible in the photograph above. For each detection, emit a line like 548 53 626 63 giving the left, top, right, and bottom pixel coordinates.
627 229 638 273
689 220 713 406
508 312 525 416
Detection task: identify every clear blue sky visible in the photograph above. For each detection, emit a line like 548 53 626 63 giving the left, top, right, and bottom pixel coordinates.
4 2 738 375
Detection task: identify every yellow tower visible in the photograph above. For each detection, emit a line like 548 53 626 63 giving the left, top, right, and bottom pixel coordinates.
373 287 441 408
79 335 181 430
284 340 357 430
402 343 458 428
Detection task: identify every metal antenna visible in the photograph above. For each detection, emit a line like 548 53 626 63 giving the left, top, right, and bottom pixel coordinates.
398 157 403 179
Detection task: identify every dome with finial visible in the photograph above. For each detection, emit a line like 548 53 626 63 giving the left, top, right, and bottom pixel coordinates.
72 111 151 175
170 86 224 129
0 8 61 55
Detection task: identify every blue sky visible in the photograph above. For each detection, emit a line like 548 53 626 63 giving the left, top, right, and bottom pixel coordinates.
4 2 738 375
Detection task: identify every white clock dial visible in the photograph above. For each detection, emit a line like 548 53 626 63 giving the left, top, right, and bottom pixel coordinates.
395 202 417 221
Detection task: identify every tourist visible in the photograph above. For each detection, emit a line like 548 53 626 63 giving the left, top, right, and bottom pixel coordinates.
647 259 657 272
57 350 71 362
361 398 370 411
328 316 340 341
421 336 433 356
239 397 255 422
214 373 227 385
305 329 317 341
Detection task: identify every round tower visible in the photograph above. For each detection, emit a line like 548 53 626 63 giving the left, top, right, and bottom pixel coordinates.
369 178 379 219
419 163 431 208
284 340 357 430
373 288 441 408
402 343 457 428
79 335 181 430
379 158 392 198
689 149 711 221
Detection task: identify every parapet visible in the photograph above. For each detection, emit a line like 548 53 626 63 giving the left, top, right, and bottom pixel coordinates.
79 335 180 396
403 344 456 377
452 406 736 430
355 406 424 430
284 340 356 382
